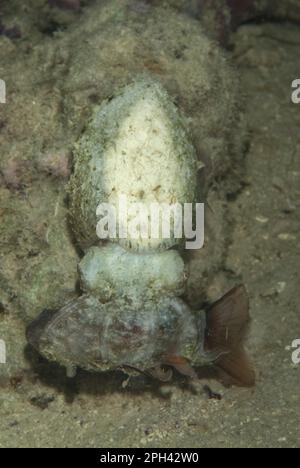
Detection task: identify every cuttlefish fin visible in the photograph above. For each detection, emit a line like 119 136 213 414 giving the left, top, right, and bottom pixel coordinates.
215 346 255 388
163 355 198 380
204 284 255 387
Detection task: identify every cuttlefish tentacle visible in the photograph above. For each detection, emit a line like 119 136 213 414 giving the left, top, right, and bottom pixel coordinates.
124 357 197 382
122 364 173 382
163 355 198 379
146 365 173 382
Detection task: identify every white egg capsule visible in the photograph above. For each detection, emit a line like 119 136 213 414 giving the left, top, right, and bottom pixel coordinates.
69 77 199 251
78 244 187 302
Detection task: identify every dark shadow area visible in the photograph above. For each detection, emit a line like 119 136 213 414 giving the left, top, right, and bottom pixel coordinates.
23 343 228 404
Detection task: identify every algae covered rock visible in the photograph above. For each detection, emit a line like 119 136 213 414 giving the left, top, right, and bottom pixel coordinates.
0 0 245 334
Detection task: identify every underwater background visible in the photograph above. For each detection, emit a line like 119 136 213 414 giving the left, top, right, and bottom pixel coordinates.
0 0 299 448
